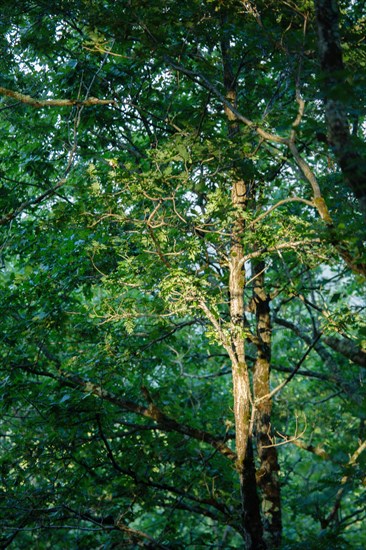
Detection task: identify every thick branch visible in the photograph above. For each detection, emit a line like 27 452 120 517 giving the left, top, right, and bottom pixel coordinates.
71 377 236 460
274 317 366 369
324 335 366 368
0 86 116 108
17 363 236 461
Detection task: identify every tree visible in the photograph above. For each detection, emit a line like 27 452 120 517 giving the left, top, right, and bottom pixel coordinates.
0 1 365 548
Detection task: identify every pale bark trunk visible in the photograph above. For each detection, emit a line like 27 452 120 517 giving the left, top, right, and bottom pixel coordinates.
221 16 267 547
230 178 266 550
230 179 251 471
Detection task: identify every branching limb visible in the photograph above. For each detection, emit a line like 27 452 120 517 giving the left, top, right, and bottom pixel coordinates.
238 238 322 267
198 299 237 366
260 414 307 450
249 197 315 227
0 86 116 108
14 362 236 462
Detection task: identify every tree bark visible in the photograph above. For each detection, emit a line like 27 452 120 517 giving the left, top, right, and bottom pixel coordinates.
230 175 266 550
241 438 266 549
252 262 282 548
229 178 251 472
221 15 267 547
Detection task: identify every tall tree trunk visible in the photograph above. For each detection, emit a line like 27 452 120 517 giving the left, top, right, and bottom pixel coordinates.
252 261 282 548
221 15 267 548
314 0 366 217
229 178 251 471
230 179 266 550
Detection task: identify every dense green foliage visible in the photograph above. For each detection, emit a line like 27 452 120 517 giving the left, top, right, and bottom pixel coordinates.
0 1 365 548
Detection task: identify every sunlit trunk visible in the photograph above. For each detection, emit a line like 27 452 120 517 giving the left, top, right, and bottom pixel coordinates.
229 178 266 549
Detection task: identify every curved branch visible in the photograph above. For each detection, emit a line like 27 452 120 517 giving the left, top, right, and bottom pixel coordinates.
249 197 315 227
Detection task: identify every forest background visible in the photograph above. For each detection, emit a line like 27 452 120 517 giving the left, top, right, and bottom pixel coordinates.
0 0 365 548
